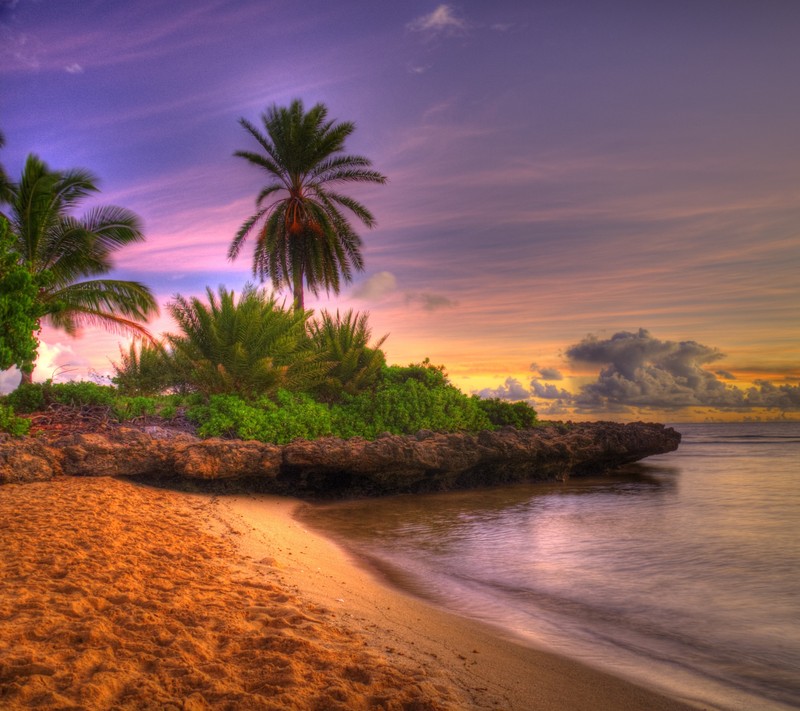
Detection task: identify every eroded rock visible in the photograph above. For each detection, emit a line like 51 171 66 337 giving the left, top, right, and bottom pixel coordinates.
0 422 680 496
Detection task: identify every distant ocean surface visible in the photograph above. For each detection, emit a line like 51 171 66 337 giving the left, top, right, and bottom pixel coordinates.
300 422 800 711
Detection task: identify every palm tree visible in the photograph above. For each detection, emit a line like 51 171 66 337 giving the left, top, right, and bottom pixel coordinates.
167 284 329 398
308 309 387 401
230 99 387 311
3 154 158 383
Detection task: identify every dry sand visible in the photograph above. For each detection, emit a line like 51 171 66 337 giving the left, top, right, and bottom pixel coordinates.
0 477 701 710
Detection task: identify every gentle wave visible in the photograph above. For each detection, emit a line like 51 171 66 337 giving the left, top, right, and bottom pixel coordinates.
303 422 800 711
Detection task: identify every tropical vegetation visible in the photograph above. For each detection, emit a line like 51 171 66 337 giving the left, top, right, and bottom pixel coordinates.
0 154 158 382
230 99 386 311
0 114 538 440
0 216 42 374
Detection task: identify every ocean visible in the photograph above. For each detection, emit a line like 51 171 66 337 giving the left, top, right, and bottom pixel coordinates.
299 422 800 711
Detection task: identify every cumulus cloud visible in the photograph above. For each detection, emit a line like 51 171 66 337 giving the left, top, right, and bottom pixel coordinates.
407 4 467 36
744 380 800 410
530 379 572 400
352 271 397 300
475 377 529 401
565 329 800 411
404 292 457 311
715 370 736 380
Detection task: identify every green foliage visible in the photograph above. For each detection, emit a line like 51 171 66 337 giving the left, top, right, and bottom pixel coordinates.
475 397 538 429
0 216 41 373
111 340 176 395
382 358 450 389
168 284 328 398
4 380 115 412
231 99 387 310
0 404 30 436
47 381 116 407
330 363 492 439
4 154 158 381
187 390 332 444
112 395 157 420
4 383 45 413
308 309 387 402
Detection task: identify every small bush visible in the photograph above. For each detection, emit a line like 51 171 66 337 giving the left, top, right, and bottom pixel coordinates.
0 404 30 437
112 396 158 420
48 381 116 408
4 383 45 413
475 397 537 429
331 375 492 439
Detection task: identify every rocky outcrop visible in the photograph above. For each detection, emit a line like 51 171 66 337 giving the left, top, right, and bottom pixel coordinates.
0 422 680 497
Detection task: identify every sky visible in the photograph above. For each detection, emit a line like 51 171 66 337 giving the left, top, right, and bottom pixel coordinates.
1 0 798 421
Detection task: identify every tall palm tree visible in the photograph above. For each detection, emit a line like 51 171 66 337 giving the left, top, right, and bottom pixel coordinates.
3 154 158 383
230 99 387 311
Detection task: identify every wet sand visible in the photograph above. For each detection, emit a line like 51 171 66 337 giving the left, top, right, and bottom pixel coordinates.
0 477 699 710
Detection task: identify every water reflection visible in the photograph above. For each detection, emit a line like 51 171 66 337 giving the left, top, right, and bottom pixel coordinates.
298 428 800 711
300 463 679 545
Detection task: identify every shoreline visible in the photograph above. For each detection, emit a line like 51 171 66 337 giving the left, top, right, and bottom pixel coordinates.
210 490 703 710
1 476 701 710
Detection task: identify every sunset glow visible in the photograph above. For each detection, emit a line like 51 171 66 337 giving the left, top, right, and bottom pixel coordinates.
2 1 798 420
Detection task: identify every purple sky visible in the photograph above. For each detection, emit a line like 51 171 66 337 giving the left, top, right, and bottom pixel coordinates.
2 0 799 420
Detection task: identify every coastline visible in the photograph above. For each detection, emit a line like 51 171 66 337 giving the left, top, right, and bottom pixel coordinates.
211 491 702 710
0 476 700 710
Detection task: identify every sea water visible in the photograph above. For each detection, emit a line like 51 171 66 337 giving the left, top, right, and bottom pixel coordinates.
299 422 800 710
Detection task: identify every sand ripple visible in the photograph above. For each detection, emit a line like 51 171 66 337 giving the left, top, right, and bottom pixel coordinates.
0 478 458 710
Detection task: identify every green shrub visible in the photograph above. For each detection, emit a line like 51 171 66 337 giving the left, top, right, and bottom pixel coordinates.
5 380 120 413
4 382 46 413
48 381 116 408
112 396 158 420
475 397 537 429
187 390 333 444
331 375 491 439
0 404 30 437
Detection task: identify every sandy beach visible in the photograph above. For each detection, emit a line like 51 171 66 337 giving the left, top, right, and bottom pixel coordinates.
1 477 700 710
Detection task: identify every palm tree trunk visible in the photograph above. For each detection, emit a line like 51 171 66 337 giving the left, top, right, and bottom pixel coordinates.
292 266 304 312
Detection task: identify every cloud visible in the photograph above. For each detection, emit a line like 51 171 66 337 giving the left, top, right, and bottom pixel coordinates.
744 380 800 410
64 62 83 74
407 63 431 75
530 379 572 400
404 292 457 311
565 329 800 411
475 377 529 401
407 5 467 36
530 363 563 381
352 271 397 300
715 370 736 380
0 369 21 395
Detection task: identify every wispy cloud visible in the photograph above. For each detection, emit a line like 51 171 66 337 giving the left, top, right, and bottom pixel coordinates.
407 5 468 37
405 292 457 311
352 271 398 300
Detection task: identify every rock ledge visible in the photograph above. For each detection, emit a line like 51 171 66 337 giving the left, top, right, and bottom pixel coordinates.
0 421 680 497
